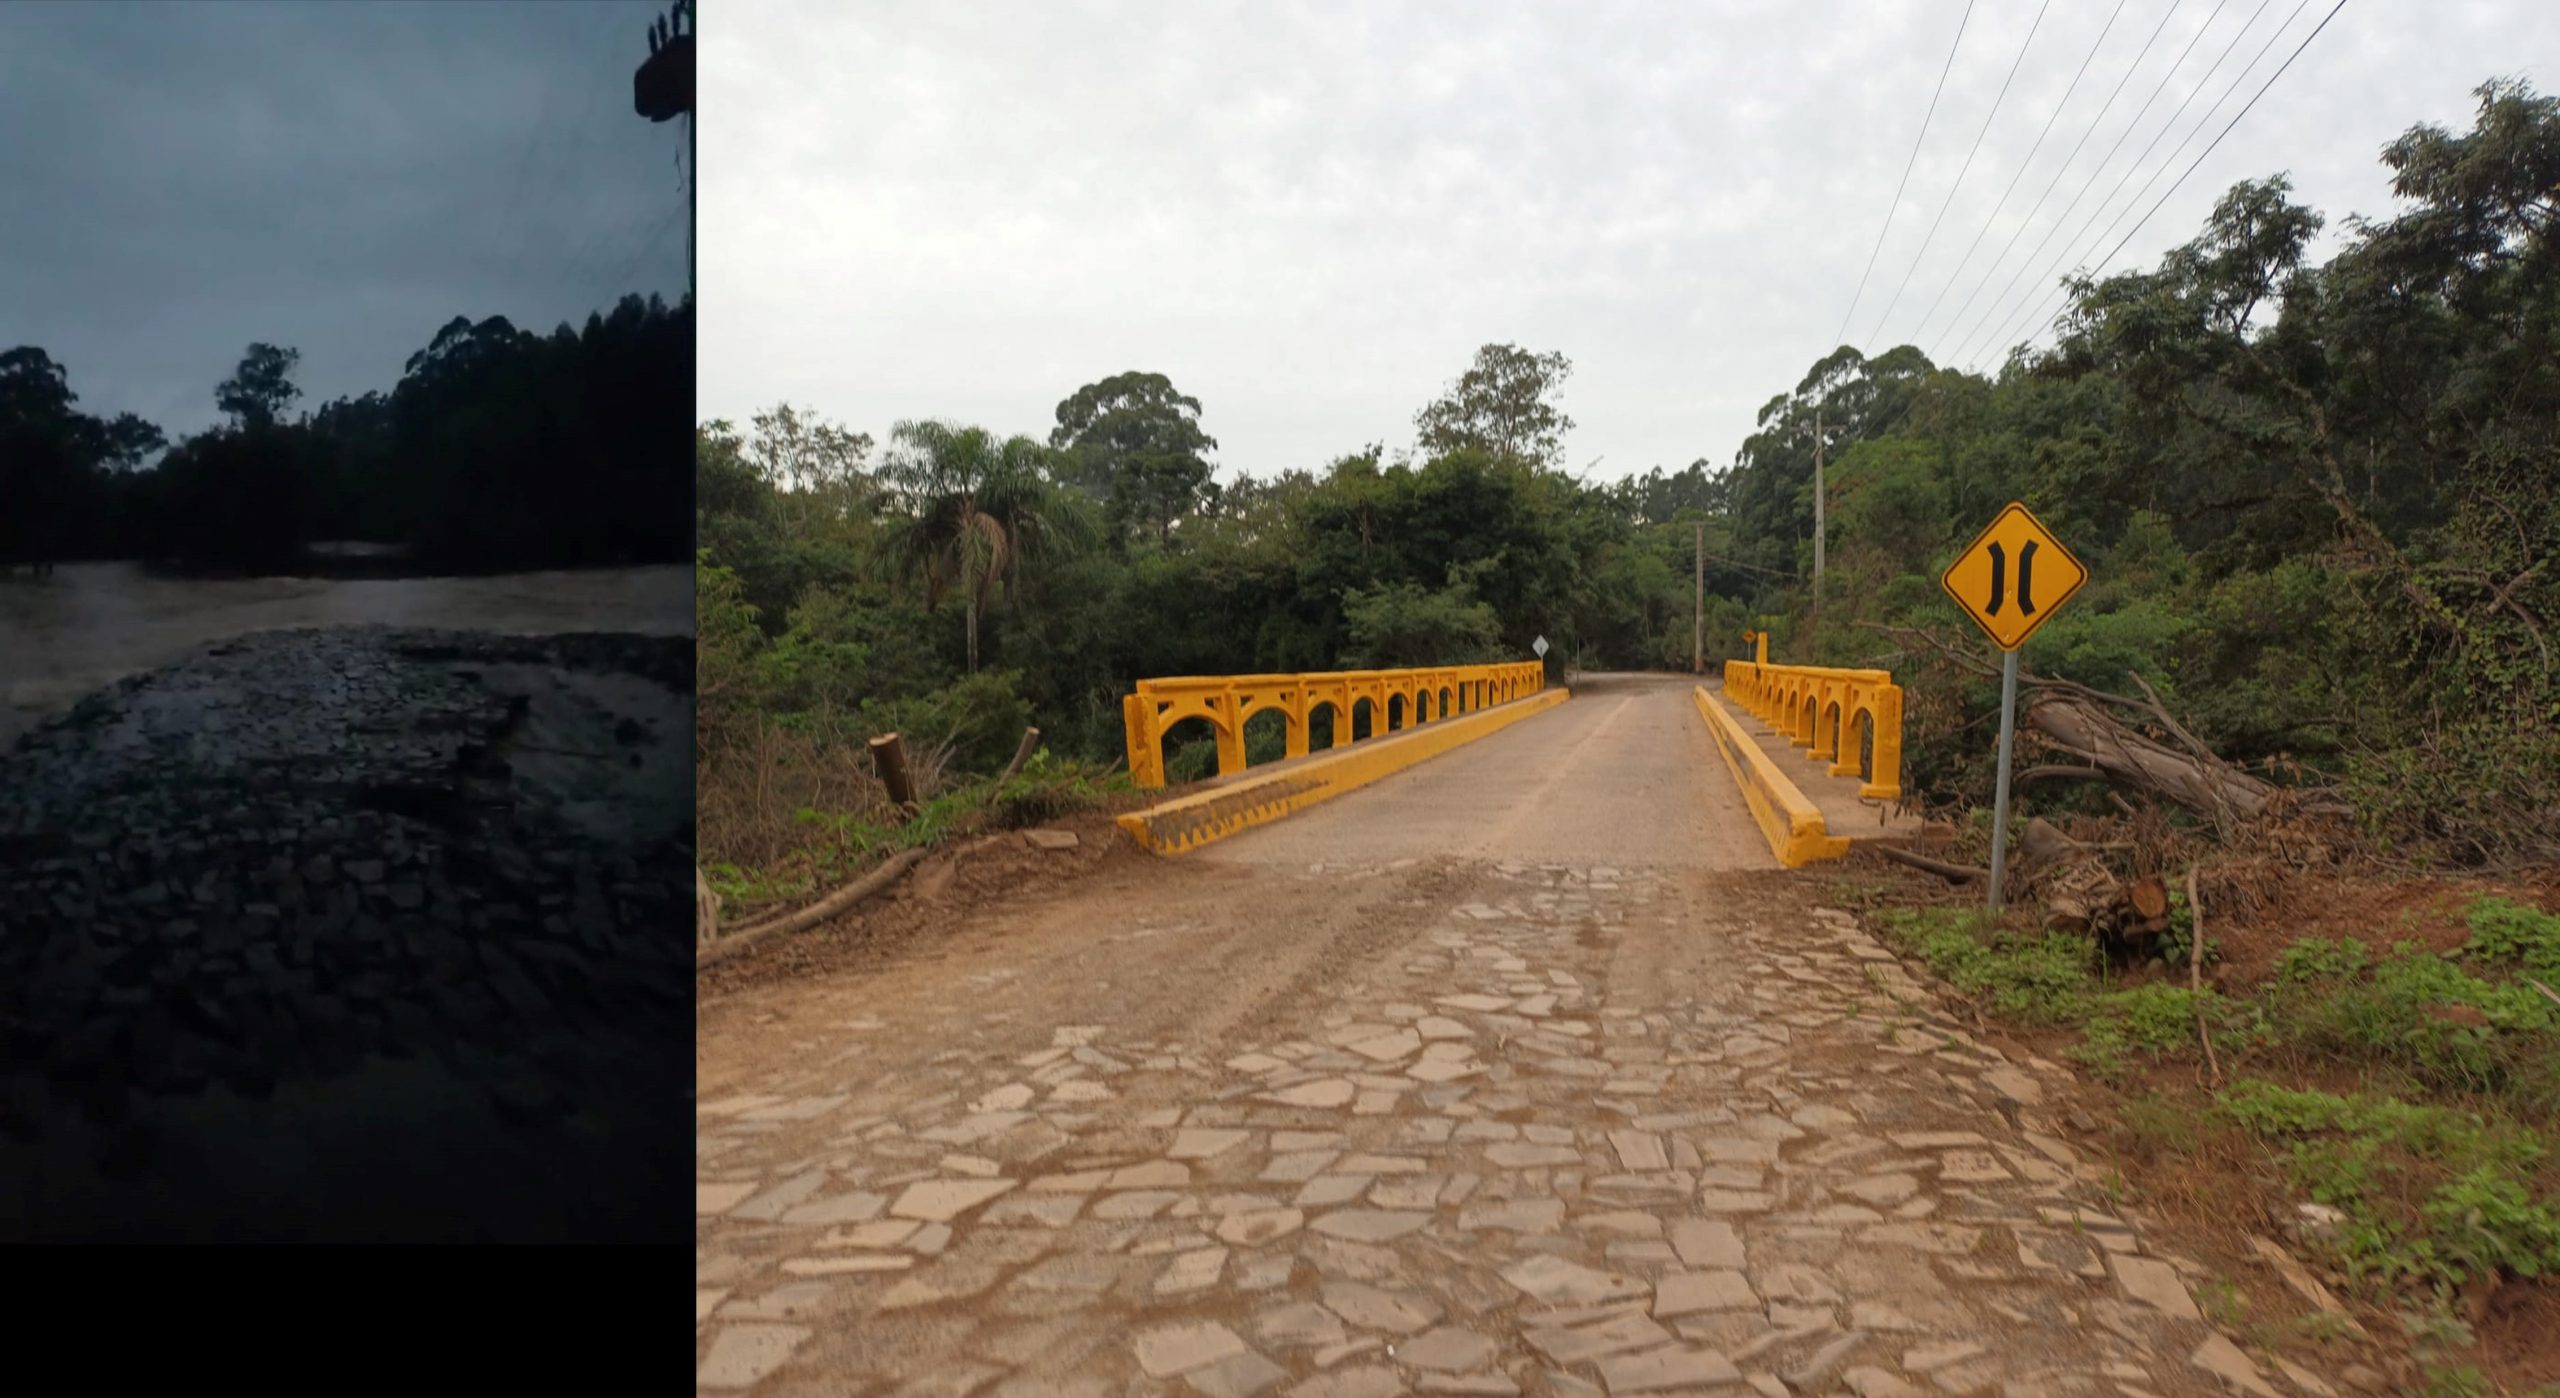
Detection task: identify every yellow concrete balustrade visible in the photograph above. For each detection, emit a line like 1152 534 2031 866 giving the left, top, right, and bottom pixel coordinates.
1122 661 1547 790
1721 657 1905 802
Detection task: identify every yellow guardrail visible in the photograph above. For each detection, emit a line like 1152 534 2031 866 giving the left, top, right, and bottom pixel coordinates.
1120 687 1571 853
1694 686 1849 868
1721 659 1904 802
1122 661 1546 790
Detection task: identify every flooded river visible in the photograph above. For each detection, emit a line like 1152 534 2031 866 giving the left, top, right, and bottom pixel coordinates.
0 562 692 749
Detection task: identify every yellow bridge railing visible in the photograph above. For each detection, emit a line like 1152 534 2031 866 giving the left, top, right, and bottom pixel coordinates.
1722 659 1904 802
1123 661 1546 790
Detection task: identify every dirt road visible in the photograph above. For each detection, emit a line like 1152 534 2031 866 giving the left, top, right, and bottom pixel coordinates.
696 675 2295 1396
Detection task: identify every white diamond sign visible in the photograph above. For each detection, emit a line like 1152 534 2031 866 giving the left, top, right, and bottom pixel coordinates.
1532 636 1549 658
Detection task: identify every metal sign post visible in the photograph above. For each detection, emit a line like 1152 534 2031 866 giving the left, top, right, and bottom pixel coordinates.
1940 502 2089 917
1986 650 2020 914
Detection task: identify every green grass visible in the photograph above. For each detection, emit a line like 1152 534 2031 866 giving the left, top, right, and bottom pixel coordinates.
2212 1081 2560 1290
1870 894 2560 1295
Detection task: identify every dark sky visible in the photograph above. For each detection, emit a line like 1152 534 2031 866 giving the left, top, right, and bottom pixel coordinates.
1 0 690 448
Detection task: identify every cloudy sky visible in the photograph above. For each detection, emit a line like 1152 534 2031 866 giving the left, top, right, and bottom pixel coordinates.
702 0 2549 485
1 1 690 446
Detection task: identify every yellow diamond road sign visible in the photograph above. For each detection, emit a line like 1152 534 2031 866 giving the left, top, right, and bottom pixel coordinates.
1940 502 2088 652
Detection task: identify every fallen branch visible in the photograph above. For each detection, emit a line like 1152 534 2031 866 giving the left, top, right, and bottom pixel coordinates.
2528 977 2560 1012
2017 764 2109 784
700 848 928 967
2187 862 2222 1086
1876 844 1987 883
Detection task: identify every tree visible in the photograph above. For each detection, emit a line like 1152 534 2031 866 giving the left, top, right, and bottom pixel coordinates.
1413 343 1576 469
0 347 93 568
1049 371 1220 547
879 420 1092 672
216 342 303 428
99 413 166 471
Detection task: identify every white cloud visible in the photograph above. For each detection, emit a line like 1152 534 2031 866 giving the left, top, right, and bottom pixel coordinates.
701 0 2553 481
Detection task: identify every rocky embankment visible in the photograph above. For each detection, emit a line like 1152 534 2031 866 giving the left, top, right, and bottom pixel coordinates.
0 625 692 1240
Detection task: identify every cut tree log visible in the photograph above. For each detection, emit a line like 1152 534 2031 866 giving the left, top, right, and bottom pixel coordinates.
699 848 928 967
869 732 918 814
2025 695 2292 832
2128 875 2170 922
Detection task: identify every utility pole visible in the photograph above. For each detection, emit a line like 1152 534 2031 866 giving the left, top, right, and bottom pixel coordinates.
1692 519 1705 674
1812 407 1826 609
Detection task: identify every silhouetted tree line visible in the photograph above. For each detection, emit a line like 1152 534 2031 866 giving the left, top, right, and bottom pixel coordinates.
0 293 691 574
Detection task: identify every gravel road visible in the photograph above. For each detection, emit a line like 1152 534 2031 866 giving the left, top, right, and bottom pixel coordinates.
0 625 692 1242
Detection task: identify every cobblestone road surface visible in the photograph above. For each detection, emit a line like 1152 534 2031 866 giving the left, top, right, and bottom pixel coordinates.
696 677 2312 1396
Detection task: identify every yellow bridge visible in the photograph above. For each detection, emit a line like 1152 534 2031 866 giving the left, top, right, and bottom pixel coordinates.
1113 641 1905 868
1121 661 1546 790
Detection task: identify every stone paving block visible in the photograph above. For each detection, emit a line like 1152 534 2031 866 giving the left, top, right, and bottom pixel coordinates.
1652 1269 1756 1317
1217 1208 1306 1246
1188 1349 1289 1398
1319 1279 1443 1334
1594 1344 1741 1393
1396 1325 1497 1372
1158 1246 1229 1295
2110 1254 2202 1321
1257 1300 1349 1349
1285 1368 1400 1398
1307 1209 1430 1241
1607 1130 1669 1171
697 1324 811 1390
891 1178 1018 1221
1134 1321 1250 1377
1502 1253 1650 1304
1521 1311 1675 1364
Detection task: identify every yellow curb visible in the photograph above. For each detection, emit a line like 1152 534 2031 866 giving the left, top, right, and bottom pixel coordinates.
1117 687 1573 855
1693 685 1850 869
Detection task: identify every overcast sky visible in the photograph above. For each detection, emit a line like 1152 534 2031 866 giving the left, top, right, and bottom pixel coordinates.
702 0 2550 485
1 1 690 447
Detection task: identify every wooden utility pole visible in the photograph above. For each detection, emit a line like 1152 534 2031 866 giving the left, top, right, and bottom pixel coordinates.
1812 407 1826 609
1692 520 1705 674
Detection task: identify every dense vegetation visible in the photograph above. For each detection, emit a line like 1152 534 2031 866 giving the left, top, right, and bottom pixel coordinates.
0 293 692 574
698 82 2554 882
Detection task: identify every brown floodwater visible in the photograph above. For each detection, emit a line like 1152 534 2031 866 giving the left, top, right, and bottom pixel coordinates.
0 562 692 750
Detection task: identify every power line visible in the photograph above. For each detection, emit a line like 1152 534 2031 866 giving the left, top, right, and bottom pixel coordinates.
1909 0 2131 347
1926 0 2188 365
2004 0 2337 358
1963 0 2281 365
2091 0 2346 278
1850 0 2344 442
1978 0 2295 363
1942 0 2241 366
1861 0 2058 354
1831 0 1978 350
503 4 634 299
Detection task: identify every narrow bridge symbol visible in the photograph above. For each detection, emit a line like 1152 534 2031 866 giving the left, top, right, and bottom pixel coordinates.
1981 540 2039 617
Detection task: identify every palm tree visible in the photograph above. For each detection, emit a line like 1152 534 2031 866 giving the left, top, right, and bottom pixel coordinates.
878 420 1090 672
